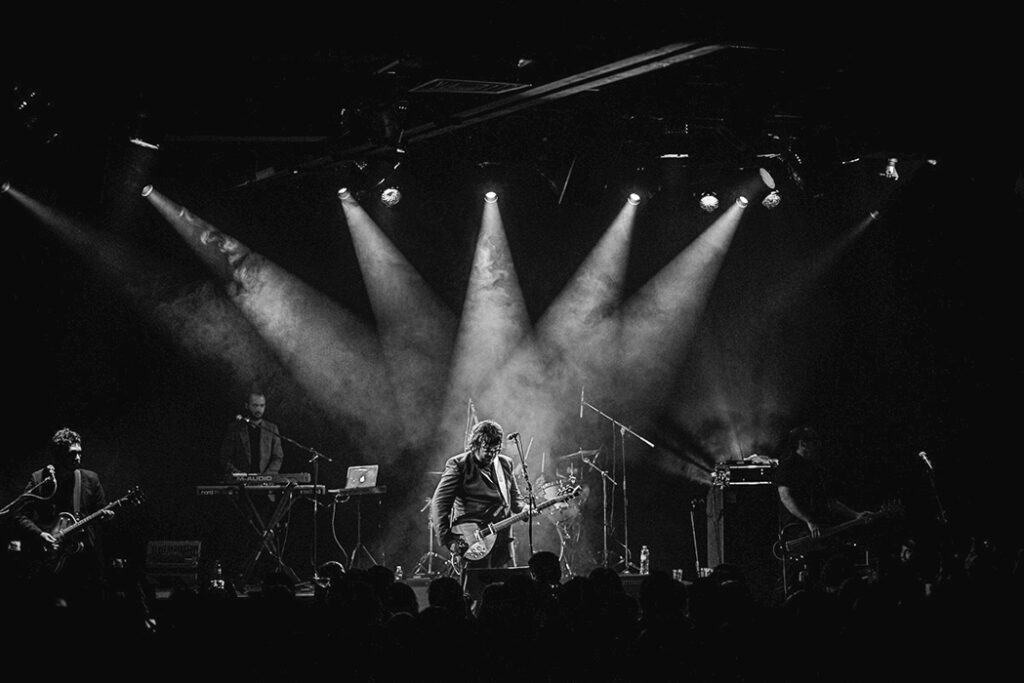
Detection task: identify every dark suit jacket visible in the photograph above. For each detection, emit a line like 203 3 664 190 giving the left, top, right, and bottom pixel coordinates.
431 452 524 546
14 467 106 546
220 419 284 475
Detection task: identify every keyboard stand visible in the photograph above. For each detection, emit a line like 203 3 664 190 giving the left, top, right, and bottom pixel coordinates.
237 485 302 587
347 494 378 570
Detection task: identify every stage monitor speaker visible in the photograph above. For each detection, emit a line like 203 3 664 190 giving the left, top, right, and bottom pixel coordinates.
405 576 432 612
145 540 201 597
706 485 782 606
462 566 533 604
618 572 646 601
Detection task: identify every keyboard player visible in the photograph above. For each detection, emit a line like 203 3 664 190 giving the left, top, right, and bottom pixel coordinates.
219 390 284 476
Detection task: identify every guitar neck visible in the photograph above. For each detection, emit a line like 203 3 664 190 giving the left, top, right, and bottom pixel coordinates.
56 499 119 538
489 495 563 533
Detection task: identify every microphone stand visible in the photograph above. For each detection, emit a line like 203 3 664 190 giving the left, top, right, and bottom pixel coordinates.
919 454 948 527
688 497 704 578
509 433 534 559
581 453 617 568
0 470 57 517
238 416 332 583
581 399 654 573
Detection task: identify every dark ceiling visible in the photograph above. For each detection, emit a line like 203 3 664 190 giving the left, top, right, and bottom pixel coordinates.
4 12 1016 209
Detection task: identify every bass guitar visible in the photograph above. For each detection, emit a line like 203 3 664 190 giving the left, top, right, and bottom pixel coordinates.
451 485 582 561
43 486 145 572
781 500 903 557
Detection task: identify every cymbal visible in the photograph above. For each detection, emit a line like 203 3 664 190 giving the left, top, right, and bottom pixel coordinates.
557 449 599 460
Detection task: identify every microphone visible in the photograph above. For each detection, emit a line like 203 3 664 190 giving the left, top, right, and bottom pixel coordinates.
507 432 520 441
580 386 584 419
45 465 56 481
918 451 933 471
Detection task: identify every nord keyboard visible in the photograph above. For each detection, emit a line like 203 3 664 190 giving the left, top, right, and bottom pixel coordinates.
225 472 311 484
196 484 325 496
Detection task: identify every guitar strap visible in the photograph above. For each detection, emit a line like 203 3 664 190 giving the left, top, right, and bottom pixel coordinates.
493 458 510 512
73 469 82 516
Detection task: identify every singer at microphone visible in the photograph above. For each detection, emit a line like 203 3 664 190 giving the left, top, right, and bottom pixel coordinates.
15 427 112 555
429 418 527 570
220 390 285 477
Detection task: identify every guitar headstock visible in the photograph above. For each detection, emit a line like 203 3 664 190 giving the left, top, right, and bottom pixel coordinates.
120 486 146 508
558 485 582 500
879 499 904 517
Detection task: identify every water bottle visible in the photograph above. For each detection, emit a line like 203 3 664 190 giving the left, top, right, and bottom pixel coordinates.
210 560 225 591
639 545 650 575
395 565 404 580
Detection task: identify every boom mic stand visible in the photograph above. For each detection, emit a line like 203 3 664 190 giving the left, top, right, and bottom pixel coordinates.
688 497 704 578
236 415 332 584
0 467 56 518
580 400 654 573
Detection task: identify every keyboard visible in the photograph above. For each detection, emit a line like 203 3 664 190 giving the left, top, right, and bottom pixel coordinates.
196 484 325 496
225 472 311 484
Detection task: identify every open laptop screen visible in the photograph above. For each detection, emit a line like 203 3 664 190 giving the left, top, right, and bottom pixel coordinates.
345 465 378 489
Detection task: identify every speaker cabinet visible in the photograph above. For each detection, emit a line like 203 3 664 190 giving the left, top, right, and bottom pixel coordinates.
706 485 782 605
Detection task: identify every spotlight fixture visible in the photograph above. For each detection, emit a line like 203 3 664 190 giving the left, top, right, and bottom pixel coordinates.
484 190 498 203
737 196 749 208
141 185 153 197
699 192 719 213
758 166 776 190
1 181 10 194
380 186 402 207
337 187 352 200
627 192 641 206
880 158 899 181
869 210 881 220
761 190 781 209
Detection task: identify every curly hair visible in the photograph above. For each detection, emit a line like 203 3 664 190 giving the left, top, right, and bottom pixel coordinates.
467 419 503 451
50 427 82 455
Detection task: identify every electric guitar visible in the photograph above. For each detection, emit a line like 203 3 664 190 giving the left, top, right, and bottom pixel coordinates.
42 486 145 572
450 485 582 561
781 500 903 556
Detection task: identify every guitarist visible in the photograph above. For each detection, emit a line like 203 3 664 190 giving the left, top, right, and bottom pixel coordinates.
775 426 866 592
14 428 114 604
431 419 526 570
776 427 865 540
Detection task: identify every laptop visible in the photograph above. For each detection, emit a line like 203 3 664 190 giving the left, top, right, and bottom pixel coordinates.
345 465 379 489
